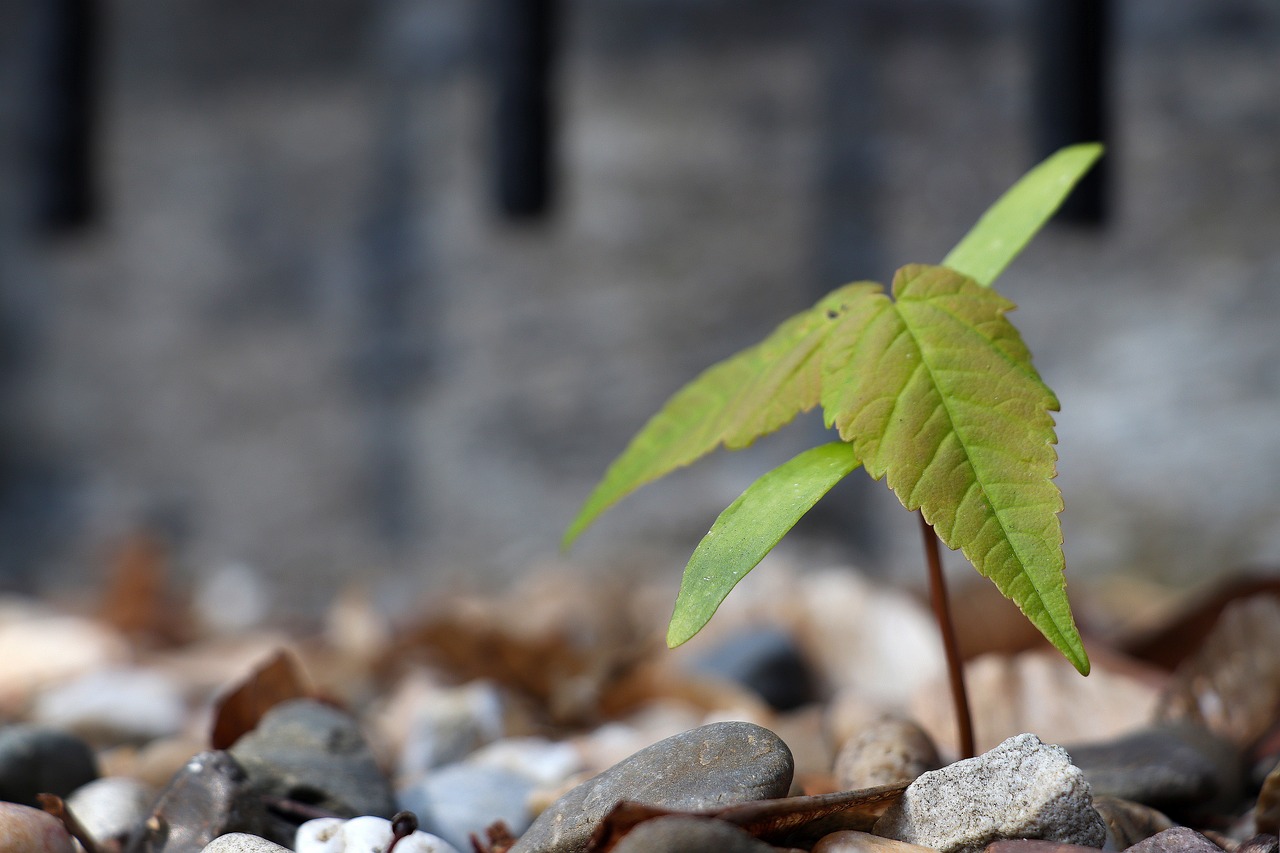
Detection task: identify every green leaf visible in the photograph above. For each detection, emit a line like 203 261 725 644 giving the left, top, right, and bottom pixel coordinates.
667 442 861 647
563 283 877 548
942 143 1103 287
821 264 1088 674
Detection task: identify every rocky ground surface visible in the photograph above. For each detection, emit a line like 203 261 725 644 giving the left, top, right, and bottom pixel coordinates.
1 558 1279 853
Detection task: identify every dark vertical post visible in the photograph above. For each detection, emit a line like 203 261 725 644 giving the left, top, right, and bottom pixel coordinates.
1032 0 1110 225
34 0 98 233
491 0 557 220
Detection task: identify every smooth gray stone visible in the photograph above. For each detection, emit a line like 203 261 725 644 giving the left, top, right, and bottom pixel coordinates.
0 725 98 807
611 816 779 853
874 733 1105 853
229 699 397 821
66 776 156 846
126 751 271 853
508 721 794 853
687 626 818 711
1067 724 1243 819
399 763 536 851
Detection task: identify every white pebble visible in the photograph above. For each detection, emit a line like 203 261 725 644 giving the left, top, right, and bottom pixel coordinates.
296 816 462 853
202 833 292 853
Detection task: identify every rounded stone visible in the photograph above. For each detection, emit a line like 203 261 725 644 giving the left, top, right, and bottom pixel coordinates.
834 717 940 790
508 721 793 853
0 725 98 807
228 699 396 819
873 733 1106 853
0 802 77 853
201 833 292 853
398 763 536 850
66 776 156 846
610 816 779 853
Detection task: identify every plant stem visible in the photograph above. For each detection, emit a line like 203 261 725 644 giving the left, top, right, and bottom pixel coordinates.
918 512 975 759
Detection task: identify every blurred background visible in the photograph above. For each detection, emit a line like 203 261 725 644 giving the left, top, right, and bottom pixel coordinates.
0 0 1278 620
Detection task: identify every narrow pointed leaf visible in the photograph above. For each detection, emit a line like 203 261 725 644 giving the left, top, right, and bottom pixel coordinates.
667 442 861 647
564 284 877 548
942 143 1103 287
821 264 1088 674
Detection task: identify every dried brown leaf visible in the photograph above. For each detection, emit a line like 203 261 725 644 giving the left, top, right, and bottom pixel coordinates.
209 648 312 749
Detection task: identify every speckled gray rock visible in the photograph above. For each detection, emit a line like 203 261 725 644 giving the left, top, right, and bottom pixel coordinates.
834 717 940 789
0 725 98 807
873 733 1105 853
201 833 292 853
508 722 794 853
228 699 396 820
1121 827 1223 853
126 751 271 853
610 816 780 853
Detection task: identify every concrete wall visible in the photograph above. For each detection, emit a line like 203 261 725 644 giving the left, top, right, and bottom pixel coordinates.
1 0 1278 614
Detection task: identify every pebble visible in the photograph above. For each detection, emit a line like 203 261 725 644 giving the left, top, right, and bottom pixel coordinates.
0 724 99 807
874 733 1106 853
295 816 461 853
128 750 274 853
66 776 157 847
686 625 819 711
201 834 291 853
465 736 582 786
396 681 506 781
795 569 945 709
228 699 397 820
609 815 780 853
1121 827 1223 853
0 802 77 853
0 605 130 715
834 717 940 789
1066 724 1243 820
812 830 942 853
398 763 537 850
508 721 794 853
32 667 188 743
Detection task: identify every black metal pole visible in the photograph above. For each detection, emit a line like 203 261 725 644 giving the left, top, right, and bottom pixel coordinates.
491 0 558 220
1032 0 1110 226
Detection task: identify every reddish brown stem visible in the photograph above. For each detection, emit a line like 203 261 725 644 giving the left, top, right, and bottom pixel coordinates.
918 513 975 759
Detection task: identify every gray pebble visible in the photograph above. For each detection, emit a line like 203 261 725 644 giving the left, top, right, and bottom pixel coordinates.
66 776 156 846
687 626 818 711
201 833 292 853
873 733 1106 853
834 717 939 789
1066 724 1242 820
126 750 272 853
508 721 794 853
610 816 780 853
229 699 397 820
399 763 537 851
0 724 98 807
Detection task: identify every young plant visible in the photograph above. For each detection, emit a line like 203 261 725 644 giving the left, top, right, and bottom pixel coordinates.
564 145 1102 756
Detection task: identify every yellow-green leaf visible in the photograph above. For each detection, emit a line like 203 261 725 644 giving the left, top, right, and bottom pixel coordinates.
563 283 877 548
821 263 1088 674
667 442 860 648
942 143 1103 287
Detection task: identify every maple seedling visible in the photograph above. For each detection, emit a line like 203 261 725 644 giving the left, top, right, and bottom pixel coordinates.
564 145 1102 758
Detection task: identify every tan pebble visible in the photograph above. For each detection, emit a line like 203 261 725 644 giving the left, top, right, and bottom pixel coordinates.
0 802 77 853
813 830 940 853
835 717 940 789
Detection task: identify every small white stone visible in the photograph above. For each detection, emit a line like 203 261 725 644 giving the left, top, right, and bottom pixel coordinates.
295 817 462 853
66 777 156 845
33 667 186 741
202 833 292 853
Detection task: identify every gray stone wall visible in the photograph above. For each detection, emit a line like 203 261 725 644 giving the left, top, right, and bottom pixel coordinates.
2 0 1279 613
